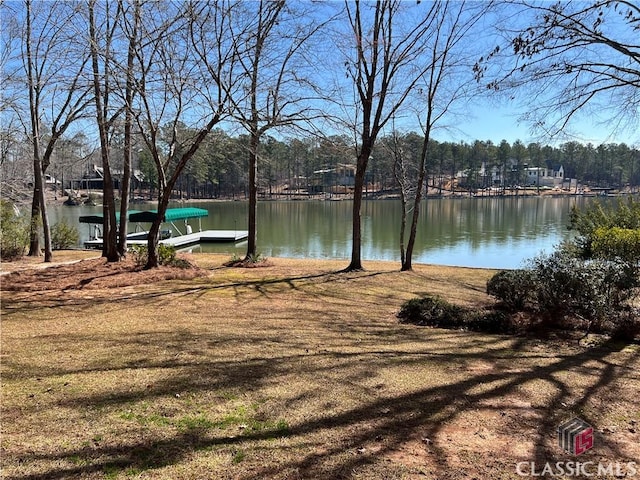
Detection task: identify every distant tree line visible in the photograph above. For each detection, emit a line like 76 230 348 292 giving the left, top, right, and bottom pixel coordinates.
3 126 639 199
3 129 637 200
139 132 640 197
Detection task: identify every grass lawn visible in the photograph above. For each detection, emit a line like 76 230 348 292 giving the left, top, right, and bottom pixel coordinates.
1 252 639 479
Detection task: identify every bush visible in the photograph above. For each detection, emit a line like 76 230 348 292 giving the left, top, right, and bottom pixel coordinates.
129 244 147 267
224 251 271 268
482 200 640 339
51 220 79 250
486 269 535 311
591 226 640 264
568 197 640 259
129 244 190 268
527 252 638 322
464 310 514 334
0 200 29 260
398 294 519 334
486 250 639 338
158 243 178 265
609 310 640 340
398 295 467 328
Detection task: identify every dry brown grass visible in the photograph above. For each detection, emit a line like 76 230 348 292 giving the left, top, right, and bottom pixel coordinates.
1 252 639 479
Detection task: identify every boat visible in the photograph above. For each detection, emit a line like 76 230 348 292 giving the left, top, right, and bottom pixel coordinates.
80 207 248 249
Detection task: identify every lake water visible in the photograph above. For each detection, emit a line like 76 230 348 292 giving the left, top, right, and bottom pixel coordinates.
49 196 597 269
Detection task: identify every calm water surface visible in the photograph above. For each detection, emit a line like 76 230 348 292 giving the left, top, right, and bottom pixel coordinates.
49 197 596 269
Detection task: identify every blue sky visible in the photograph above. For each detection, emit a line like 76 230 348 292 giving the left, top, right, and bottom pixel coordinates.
428 1 640 148
440 103 640 147
4 0 638 150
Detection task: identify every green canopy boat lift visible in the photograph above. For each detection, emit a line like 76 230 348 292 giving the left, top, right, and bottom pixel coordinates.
81 207 247 249
129 207 208 236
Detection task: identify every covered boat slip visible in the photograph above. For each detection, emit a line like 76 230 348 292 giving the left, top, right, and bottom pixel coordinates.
81 207 248 249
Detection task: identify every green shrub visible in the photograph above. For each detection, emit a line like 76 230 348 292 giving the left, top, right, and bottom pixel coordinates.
484 250 639 338
527 252 638 322
486 269 535 311
609 311 640 340
569 197 640 259
0 200 29 260
158 244 177 265
129 243 189 268
464 310 514 334
398 294 519 334
51 220 79 250
591 226 640 264
129 244 148 267
480 199 640 339
224 251 271 268
398 295 467 328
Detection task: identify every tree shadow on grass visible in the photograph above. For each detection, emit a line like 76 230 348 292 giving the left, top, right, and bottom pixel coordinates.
3 264 639 479
4 334 639 479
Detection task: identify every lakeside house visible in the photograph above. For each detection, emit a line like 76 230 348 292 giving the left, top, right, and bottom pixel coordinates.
72 164 145 191
457 159 573 189
524 162 566 187
310 164 356 193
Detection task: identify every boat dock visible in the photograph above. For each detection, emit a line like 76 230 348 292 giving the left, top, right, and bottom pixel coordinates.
80 207 248 250
84 229 248 250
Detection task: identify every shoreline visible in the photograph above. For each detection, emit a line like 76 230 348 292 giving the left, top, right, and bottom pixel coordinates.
51 188 639 208
0 250 499 275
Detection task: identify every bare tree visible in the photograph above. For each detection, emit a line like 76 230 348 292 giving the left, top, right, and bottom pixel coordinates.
401 1 490 271
339 0 438 271
133 0 234 268
384 129 417 267
87 0 125 261
8 0 91 261
118 0 141 257
227 0 330 260
84 0 146 260
477 0 640 139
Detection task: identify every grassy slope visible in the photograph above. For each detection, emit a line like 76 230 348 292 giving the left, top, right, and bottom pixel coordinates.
1 253 638 479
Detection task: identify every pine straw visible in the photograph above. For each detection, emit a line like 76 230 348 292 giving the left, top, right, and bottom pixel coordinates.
2 256 204 292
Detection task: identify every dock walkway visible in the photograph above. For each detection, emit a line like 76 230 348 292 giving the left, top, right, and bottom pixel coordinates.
84 230 248 250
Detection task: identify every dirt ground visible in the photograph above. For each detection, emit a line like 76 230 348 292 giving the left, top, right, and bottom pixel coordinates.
1 252 639 479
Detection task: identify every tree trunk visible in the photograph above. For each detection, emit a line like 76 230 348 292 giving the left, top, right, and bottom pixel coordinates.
39 174 52 262
118 0 139 257
28 157 53 261
146 219 161 269
396 173 408 267
346 149 371 271
403 118 432 271
101 168 119 262
25 0 46 259
246 131 259 259
27 179 41 257
402 197 421 271
145 189 170 269
118 134 132 256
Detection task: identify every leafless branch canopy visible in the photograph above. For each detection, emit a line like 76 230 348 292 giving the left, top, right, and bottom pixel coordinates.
478 0 640 138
